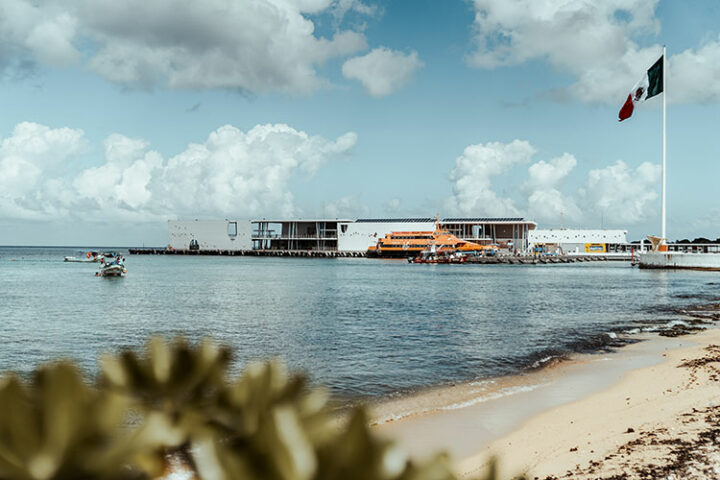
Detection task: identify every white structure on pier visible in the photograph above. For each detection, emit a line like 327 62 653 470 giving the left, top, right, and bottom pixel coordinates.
528 229 628 254
168 220 252 251
170 217 538 252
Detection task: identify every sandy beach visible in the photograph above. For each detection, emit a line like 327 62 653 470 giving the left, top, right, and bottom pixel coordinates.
374 327 720 479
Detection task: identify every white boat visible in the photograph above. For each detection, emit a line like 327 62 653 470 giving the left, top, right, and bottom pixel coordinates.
97 254 126 277
64 251 102 262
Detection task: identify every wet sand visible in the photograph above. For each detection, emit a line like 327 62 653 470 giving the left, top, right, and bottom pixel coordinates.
372 327 720 479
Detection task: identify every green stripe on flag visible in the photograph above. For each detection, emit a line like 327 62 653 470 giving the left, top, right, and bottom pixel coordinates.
646 56 663 99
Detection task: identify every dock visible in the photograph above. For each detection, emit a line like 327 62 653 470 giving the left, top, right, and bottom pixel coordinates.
129 248 628 263
128 248 365 257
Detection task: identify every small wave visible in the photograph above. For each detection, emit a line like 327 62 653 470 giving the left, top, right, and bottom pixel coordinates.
371 382 550 425
531 356 557 369
468 379 497 387
439 383 550 411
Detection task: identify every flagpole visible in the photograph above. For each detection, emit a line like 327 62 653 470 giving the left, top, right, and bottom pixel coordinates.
661 46 667 242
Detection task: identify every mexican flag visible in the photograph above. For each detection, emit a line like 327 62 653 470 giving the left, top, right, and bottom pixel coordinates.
618 56 664 121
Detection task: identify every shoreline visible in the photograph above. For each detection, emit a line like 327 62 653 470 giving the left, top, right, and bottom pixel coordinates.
371 326 720 479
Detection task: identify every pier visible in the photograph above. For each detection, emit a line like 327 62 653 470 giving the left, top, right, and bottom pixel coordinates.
129 248 365 257
129 248 626 263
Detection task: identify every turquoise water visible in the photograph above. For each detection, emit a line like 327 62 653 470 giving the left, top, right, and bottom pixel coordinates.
1 246 717 399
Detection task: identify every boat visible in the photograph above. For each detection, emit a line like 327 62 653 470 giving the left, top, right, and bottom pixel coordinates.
368 217 494 258
97 254 126 277
409 245 467 264
64 251 102 262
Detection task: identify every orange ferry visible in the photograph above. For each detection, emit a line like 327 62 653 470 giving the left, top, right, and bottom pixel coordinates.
367 219 491 258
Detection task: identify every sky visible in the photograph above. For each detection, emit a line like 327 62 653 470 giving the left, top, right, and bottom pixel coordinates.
1 0 719 246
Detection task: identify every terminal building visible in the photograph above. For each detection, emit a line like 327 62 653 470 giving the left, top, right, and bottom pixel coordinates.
168 217 538 252
528 229 629 255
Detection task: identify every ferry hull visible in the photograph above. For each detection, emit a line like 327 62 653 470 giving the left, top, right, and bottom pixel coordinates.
638 252 720 271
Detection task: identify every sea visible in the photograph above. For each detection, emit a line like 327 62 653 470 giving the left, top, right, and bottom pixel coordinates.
1 246 717 400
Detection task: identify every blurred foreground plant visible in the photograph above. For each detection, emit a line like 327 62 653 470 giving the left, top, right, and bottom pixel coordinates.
0 338 512 480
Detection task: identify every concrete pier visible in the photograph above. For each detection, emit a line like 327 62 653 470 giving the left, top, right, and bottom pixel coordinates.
129 248 365 257
129 248 626 263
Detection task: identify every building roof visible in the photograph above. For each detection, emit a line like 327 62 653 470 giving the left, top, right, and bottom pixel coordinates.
355 218 435 223
250 219 353 223
442 217 537 225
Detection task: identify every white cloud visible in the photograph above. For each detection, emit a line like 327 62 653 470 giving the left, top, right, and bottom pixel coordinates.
445 139 658 226
383 197 402 213
0 122 357 222
524 153 582 223
445 139 536 216
342 47 424 96
466 0 720 105
1 0 369 93
0 0 79 74
322 194 369 218
580 160 661 225
670 38 720 104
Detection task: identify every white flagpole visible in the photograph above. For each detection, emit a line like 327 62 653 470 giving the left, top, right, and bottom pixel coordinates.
661 46 667 242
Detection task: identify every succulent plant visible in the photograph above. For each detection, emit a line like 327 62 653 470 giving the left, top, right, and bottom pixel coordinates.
0 337 518 480
0 362 161 480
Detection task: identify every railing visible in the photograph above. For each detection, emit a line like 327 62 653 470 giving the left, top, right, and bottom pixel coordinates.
251 233 339 239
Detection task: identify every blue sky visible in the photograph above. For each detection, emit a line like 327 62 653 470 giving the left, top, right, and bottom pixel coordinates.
1 0 719 246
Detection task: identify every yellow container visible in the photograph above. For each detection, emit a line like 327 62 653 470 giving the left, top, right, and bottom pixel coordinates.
584 243 606 253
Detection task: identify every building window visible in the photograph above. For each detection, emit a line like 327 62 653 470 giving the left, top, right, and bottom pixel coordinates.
227 222 237 237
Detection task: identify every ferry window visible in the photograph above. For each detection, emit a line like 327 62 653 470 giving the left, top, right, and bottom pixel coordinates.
227 222 237 237
341 224 348 233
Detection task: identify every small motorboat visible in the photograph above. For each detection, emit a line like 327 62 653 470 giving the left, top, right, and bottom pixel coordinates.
97 254 126 277
64 251 102 262
409 245 467 264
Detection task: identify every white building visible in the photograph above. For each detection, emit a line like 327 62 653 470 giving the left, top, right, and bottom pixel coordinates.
170 217 537 253
528 229 628 254
337 218 435 251
168 220 252 251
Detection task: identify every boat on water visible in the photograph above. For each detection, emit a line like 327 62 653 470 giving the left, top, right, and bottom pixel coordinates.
367 217 493 258
64 251 102 262
409 245 467 264
97 254 126 277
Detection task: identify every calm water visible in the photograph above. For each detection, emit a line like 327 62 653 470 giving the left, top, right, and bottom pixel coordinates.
1 246 717 399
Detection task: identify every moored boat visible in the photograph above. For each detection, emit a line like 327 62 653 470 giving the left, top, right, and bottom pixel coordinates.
409 247 467 264
368 217 494 258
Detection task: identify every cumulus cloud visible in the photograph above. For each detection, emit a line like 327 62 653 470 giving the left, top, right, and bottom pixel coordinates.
670 38 720 104
580 160 661 225
524 153 582 223
1 0 370 93
322 195 369 218
466 0 720 105
0 0 79 77
0 122 357 222
445 139 658 226
383 197 402 213
342 47 424 96
445 139 536 216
